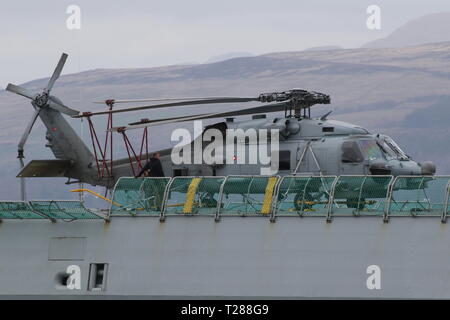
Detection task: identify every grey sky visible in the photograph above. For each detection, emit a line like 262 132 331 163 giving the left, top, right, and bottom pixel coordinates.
1 0 450 88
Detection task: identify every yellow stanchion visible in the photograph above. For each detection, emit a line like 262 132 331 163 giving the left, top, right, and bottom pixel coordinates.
183 178 202 214
261 177 278 214
70 189 122 207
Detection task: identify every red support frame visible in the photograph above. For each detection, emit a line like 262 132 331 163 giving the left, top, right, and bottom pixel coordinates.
87 115 112 178
82 104 151 179
118 128 143 177
101 101 114 178
117 122 149 176
139 126 149 164
83 100 114 179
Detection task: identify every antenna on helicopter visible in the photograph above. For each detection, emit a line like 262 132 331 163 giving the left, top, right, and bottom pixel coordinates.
320 111 333 121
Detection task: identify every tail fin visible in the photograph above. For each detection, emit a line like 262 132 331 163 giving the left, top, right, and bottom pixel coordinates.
38 107 96 183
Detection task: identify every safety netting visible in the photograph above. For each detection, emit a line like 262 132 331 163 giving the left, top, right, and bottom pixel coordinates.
0 201 46 219
218 176 279 216
5 175 448 222
164 177 225 215
30 201 104 219
388 176 450 217
274 176 336 216
110 177 170 216
330 176 393 216
0 201 104 220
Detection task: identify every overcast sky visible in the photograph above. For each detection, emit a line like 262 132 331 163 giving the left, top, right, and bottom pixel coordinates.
1 0 450 88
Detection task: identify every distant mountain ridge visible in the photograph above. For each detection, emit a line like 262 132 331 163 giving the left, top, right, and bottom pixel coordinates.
303 45 342 51
363 12 450 48
204 52 254 64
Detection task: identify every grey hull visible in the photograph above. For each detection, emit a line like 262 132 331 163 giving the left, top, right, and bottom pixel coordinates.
0 216 449 299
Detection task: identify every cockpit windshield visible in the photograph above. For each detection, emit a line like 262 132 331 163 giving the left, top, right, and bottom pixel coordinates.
357 140 384 161
342 137 409 163
378 135 409 160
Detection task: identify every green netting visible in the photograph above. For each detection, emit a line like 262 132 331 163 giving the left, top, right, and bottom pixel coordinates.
30 201 102 219
4 175 449 221
141 178 170 214
388 176 450 216
331 176 393 216
219 176 279 216
110 177 144 215
0 201 46 219
164 177 225 215
274 176 336 216
110 177 170 216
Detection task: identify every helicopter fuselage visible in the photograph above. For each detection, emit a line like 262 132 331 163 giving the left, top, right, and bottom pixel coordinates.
161 116 434 179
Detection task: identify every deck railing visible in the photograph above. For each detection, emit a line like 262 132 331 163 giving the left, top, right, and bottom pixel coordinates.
107 175 450 223
1 175 449 223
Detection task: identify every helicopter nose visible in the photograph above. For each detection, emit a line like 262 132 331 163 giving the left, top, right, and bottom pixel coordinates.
421 161 436 175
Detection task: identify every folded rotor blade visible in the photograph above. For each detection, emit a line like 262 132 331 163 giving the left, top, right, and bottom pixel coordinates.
112 101 290 131
111 113 217 131
18 109 40 151
93 96 257 104
74 97 259 118
48 96 80 116
127 113 213 126
207 101 289 119
6 83 34 100
45 53 68 93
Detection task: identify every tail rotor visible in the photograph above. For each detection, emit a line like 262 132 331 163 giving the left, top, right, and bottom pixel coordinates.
5 53 80 200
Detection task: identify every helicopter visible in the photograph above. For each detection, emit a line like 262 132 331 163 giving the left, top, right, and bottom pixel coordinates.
5 53 437 200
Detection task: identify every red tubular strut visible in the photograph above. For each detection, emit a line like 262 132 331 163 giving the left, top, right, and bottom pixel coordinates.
139 126 149 163
100 102 114 178
119 129 144 176
87 116 101 177
85 105 150 178
87 116 111 178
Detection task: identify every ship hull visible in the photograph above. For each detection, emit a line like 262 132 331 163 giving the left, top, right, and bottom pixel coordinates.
0 216 449 299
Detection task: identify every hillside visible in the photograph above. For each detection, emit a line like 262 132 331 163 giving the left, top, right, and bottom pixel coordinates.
363 12 450 48
1 42 450 199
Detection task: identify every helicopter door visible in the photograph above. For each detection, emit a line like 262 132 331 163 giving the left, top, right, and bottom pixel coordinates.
340 141 365 175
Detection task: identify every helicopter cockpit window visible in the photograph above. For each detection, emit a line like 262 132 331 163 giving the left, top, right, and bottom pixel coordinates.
357 140 384 161
341 141 363 163
379 136 409 160
377 141 396 160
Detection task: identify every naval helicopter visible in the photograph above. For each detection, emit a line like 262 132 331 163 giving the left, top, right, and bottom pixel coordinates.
5 53 436 201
